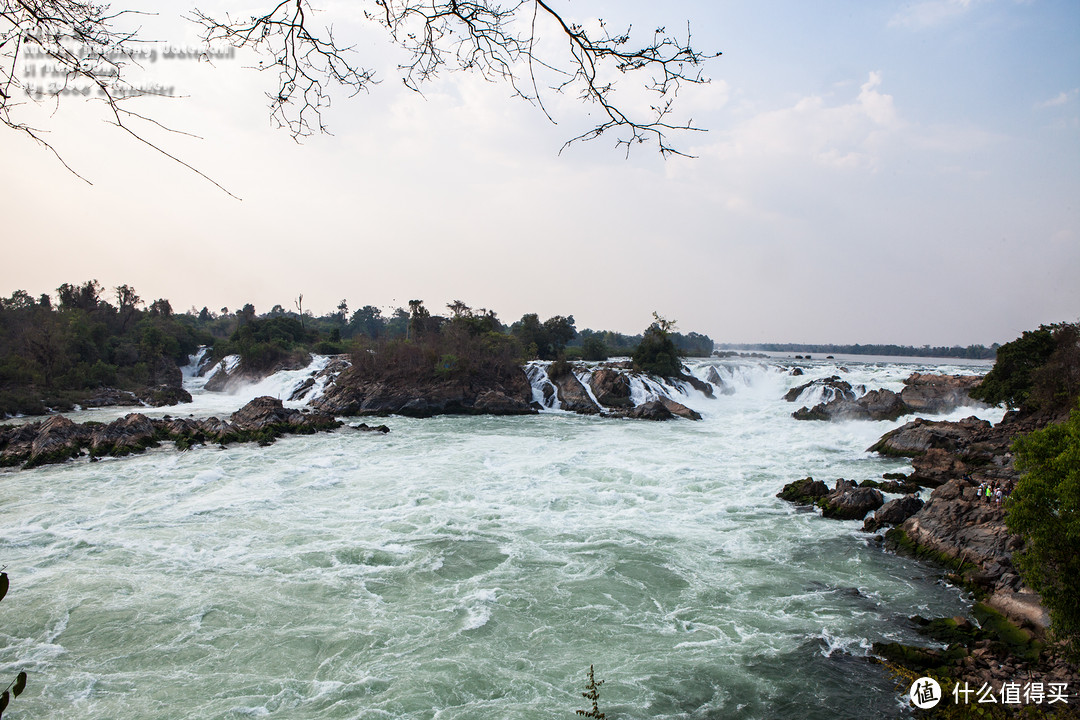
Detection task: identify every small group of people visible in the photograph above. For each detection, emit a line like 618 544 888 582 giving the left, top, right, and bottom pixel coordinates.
975 481 1009 505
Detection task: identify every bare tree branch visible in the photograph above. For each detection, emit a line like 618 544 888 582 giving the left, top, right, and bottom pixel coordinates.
1 0 720 192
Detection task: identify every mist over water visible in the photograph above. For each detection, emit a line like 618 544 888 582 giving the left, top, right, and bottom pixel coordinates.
0 357 1002 719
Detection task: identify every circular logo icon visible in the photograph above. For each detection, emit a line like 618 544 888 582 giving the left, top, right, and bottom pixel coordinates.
910 677 942 709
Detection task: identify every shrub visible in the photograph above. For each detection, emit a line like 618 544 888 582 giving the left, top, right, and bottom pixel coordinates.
1007 401 1080 660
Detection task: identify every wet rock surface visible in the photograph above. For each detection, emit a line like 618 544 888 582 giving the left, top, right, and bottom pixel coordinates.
0 397 344 469
792 372 985 422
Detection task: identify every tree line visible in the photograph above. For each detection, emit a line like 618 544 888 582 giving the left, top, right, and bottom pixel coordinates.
0 282 713 415
717 342 999 360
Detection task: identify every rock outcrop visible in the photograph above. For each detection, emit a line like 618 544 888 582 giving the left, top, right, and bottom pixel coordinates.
589 368 633 408
819 479 884 520
864 410 1065 635
792 372 985 422
900 372 985 414
313 368 536 418
776 476 883 520
0 397 345 469
784 376 857 404
862 494 924 533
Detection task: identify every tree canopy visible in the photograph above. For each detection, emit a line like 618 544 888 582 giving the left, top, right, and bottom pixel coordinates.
971 323 1080 417
1006 401 1080 659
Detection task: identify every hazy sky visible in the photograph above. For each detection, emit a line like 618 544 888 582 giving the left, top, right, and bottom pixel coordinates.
2 0 1077 346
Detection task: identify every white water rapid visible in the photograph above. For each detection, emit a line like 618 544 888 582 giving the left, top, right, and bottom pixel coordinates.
0 354 1003 719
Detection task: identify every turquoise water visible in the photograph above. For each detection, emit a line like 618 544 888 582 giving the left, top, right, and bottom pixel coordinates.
0 359 1001 718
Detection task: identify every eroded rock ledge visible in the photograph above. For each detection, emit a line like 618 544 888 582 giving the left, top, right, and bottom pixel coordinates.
0 397 355 470
790 372 984 421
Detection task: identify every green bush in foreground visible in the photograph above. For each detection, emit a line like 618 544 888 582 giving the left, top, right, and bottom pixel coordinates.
1007 400 1080 660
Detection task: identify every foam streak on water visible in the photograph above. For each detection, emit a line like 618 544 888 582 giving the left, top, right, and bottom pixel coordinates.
0 357 1001 719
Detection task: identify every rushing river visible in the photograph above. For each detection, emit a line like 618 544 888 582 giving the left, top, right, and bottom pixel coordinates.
0 356 1003 719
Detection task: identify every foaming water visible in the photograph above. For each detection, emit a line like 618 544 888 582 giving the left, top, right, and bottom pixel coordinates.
0 357 1003 719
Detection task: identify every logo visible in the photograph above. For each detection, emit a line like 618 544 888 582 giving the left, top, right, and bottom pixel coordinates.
911 677 942 709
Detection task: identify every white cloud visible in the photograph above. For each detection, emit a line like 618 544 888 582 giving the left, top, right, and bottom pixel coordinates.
703 72 901 171
1037 89 1079 109
889 0 977 29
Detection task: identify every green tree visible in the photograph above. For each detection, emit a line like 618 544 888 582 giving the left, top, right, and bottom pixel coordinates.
582 336 609 362
1007 401 1080 660
970 325 1060 410
631 313 682 377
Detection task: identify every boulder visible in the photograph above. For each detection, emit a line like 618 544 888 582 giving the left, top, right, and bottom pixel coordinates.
910 448 968 487
90 413 159 456
777 477 830 505
863 495 925 532
589 368 633 408
867 417 992 457
793 388 908 422
783 376 855 403
550 371 601 415
678 373 715 399
26 415 91 467
627 400 674 421
314 368 537 418
230 396 296 430
705 366 736 395
821 482 884 520
658 397 702 421
900 373 984 414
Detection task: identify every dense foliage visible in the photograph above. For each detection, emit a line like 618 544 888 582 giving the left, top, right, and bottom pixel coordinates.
350 301 522 384
1007 402 1080 660
2 284 722 416
0 282 208 415
971 323 1080 416
631 314 683 377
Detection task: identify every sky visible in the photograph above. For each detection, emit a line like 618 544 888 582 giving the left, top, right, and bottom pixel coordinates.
1 0 1077 346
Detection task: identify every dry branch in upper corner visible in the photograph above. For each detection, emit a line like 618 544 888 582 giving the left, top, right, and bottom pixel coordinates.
1 1 720 188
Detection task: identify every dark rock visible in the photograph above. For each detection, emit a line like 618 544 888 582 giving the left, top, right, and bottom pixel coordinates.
783 376 855 403
900 373 984 414
821 483 884 520
230 396 296 430
793 388 908 422
26 415 91 468
90 413 159 456
867 416 992 457
289 377 316 401
589 368 633 408
550 371 601 415
352 423 390 433
679 373 715 399
863 495 924 532
314 368 536 417
627 400 674 421
910 448 967 487
705 366 736 395
658 397 702 421
139 385 193 407
777 477 831 505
